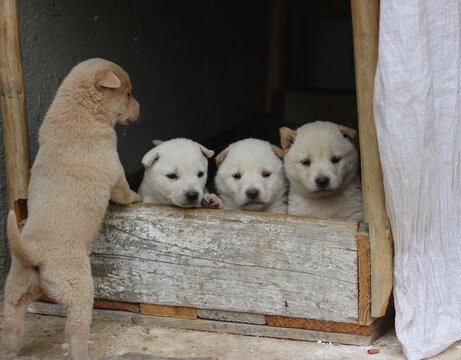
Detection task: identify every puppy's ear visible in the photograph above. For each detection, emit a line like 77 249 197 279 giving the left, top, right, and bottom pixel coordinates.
152 139 163 146
280 127 297 153
95 70 121 89
200 146 215 159
340 127 358 142
142 149 160 168
272 146 285 159
215 149 229 167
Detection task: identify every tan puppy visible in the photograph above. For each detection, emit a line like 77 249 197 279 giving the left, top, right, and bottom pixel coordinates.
280 121 363 220
214 138 287 213
1 58 141 360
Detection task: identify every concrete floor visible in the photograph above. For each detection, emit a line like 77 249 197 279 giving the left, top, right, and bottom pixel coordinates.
1 312 461 360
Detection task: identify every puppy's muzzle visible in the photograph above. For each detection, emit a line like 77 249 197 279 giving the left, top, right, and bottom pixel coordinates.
186 191 199 202
315 176 330 189
246 189 260 200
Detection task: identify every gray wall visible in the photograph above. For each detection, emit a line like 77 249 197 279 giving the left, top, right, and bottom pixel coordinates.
0 0 269 292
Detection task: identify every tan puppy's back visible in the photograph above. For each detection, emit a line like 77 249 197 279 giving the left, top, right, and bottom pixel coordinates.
2 58 141 360
22 59 138 260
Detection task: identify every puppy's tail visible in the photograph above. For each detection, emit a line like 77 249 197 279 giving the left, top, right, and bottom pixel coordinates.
7 210 36 266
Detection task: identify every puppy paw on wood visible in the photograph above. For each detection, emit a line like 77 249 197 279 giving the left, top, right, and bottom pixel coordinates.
201 193 223 209
129 191 143 204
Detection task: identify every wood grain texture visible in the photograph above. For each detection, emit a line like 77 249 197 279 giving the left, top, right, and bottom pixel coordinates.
40 295 140 313
351 0 393 317
94 299 140 313
26 302 378 346
0 0 31 211
196 309 266 325
357 225 371 325
265 315 373 336
91 204 360 323
140 304 196 319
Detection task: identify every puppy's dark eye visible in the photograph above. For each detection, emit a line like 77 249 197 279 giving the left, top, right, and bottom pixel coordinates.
301 159 311 167
262 171 271 178
166 173 177 180
198 171 204 178
127 92 131 98
331 156 342 164
233 172 241 180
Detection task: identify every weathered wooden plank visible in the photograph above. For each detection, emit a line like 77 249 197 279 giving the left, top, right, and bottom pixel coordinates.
196 309 266 325
0 0 31 212
357 225 371 325
265 315 373 336
27 301 383 346
140 304 196 319
351 0 393 317
40 295 141 314
91 204 360 323
94 299 140 313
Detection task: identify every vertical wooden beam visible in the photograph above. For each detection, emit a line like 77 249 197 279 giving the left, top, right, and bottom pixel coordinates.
0 0 30 216
265 0 289 113
351 0 393 318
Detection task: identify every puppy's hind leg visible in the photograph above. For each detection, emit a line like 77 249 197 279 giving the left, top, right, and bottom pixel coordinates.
1 257 43 354
41 256 94 360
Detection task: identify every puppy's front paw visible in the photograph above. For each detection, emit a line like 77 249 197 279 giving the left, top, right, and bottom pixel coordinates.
130 191 143 204
201 193 223 209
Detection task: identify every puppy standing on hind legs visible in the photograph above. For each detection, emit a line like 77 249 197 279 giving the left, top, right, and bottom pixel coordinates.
1 58 141 360
280 121 363 221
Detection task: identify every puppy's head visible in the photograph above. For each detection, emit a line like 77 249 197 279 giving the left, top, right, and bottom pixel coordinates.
215 138 286 211
141 138 213 207
281 121 359 198
66 58 140 126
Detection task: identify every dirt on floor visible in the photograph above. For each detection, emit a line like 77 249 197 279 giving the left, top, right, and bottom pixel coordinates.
1 312 461 360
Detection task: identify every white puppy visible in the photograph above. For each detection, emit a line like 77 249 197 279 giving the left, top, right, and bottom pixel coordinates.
214 138 287 213
139 138 221 208
280 121 363 220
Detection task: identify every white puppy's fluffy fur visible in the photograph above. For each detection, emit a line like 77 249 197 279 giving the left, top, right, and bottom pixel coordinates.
281 121 363 220
214 138 287 213
139 138 216 208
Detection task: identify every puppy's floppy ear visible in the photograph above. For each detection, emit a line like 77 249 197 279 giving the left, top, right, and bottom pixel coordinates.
272 146 285 159
152 139 163 146
280 127 297 153
200 146 214 159
142 149 160 168
215 149 229 167
340 127 358 142
95 70 121 89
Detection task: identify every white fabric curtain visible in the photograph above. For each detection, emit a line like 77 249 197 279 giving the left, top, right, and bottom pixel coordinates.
374 1 461 359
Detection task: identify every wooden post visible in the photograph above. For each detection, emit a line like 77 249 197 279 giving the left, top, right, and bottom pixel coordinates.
0 0 30 217
351 0 393 318
265 0 289 113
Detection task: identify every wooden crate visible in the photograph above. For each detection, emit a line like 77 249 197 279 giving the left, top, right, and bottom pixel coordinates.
30 203 389 345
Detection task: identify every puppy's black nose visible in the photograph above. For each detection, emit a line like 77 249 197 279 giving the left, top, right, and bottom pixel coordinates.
315 177 330 188
186 191 199 202
246 189 260 200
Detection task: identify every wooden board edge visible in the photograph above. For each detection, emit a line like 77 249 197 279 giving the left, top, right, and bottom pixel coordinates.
109 202 360 229
140 303 196 320
351 0 394 318
39 296 140 313
27 302 379 346
265 315 373 336
357 228 371 325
